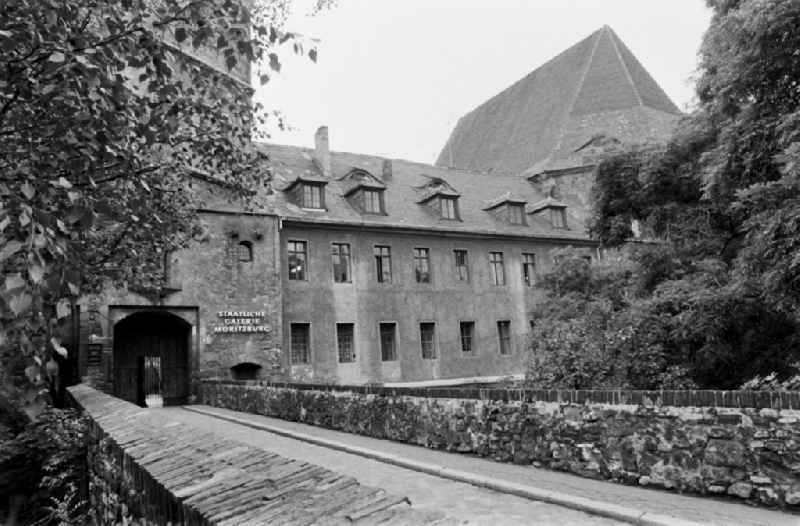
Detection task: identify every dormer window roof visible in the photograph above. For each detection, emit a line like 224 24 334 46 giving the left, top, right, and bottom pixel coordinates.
483 192 528 225
417 192 461 220
340 168 386 195
527 196 568 229
283 175 328 210
415 176 462 221
341 168 387 215
415 177 460 202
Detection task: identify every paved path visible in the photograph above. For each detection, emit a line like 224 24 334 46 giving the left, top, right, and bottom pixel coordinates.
162 406 624 525
168 405 800 526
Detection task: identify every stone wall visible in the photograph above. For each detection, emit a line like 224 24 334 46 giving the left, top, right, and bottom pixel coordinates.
202 380 800 509
69 384 448 525
77 210 284 402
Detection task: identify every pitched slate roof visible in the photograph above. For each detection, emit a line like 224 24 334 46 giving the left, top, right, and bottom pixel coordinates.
202 143 595 242
436 25 681 175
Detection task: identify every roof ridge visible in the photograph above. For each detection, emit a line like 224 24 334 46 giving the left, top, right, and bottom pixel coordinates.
551 25 605 156
449 26 604 124
605 26 644 107
257 141 525 180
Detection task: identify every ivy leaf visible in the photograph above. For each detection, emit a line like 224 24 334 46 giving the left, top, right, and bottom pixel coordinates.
51 337 68 356
29 264 45 284
21 182 35 199
56 298 71 319
55 176 72 188
4 273 25 291
9 292 32 315
0 240 23 262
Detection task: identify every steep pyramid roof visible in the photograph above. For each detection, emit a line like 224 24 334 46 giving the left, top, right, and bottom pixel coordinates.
436 26 681 175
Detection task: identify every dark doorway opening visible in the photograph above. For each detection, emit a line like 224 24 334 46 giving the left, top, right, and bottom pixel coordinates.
113 311 190 406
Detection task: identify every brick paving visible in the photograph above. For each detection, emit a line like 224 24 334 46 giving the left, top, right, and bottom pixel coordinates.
174 405 800 526
164 406 624 525
70 386 455 525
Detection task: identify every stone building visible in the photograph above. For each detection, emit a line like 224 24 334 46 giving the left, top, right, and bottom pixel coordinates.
76 25 681 404
437 25 682 213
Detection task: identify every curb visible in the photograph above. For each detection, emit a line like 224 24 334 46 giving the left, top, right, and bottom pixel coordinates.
180 406 704 526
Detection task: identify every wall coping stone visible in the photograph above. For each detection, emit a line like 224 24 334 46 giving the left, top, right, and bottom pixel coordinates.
68 384 449 525
203 379 800 410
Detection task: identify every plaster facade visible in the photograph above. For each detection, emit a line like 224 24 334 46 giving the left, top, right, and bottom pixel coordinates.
281 223 593 384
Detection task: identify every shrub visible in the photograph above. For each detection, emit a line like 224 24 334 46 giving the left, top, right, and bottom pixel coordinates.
1 406 89 525
526 249 799 390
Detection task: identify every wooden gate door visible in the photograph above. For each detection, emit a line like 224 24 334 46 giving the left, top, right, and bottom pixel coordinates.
113 311 190 406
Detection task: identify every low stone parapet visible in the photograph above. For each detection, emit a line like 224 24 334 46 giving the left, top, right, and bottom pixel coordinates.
201 380 800 509
68 384 451 525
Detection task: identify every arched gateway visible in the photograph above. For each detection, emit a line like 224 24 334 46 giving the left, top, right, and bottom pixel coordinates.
112 311 190 406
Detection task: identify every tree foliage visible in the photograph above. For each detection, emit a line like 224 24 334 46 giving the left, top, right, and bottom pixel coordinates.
0 0 324 402
534 0 800 389
527 250 799 390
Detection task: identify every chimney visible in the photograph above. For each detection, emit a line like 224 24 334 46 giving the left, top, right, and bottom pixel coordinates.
314 126 331 178
382 159 393 181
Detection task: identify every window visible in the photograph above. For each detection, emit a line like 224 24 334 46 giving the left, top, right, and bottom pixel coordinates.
374 245 392 283
522 253 536 287
413 248 431 283
489 252 505 285
336 323 355 363
363 189 383 214
287 240 307 280
237 241 253 262
302 184 324 209
454 250 469 282
509 204 525 225
460 322 475 353
440 197 458 219
420 322 437 359
550 207 567 229
331 243 351 283
290 323 310 364
379 322 397 361
497 320 511 355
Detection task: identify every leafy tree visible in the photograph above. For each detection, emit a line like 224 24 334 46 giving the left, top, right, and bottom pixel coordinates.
566 0 800 389
0 0 327 406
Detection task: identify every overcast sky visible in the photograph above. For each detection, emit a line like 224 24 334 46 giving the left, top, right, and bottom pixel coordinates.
255 0 712 164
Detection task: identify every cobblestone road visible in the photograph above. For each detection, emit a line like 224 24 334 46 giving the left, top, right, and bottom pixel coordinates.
161 407 624 525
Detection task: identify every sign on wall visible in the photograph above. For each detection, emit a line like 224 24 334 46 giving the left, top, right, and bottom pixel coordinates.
213 311 270 334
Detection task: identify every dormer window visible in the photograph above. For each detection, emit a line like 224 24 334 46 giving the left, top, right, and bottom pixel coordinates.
550 208 567 229
482 194 527 225
509 204 525 225
284 176 328 210
302 183 325 209
415 176 461 221
527 196 568 230
341 168 387 215
441 197 458 220
363 189 383 214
